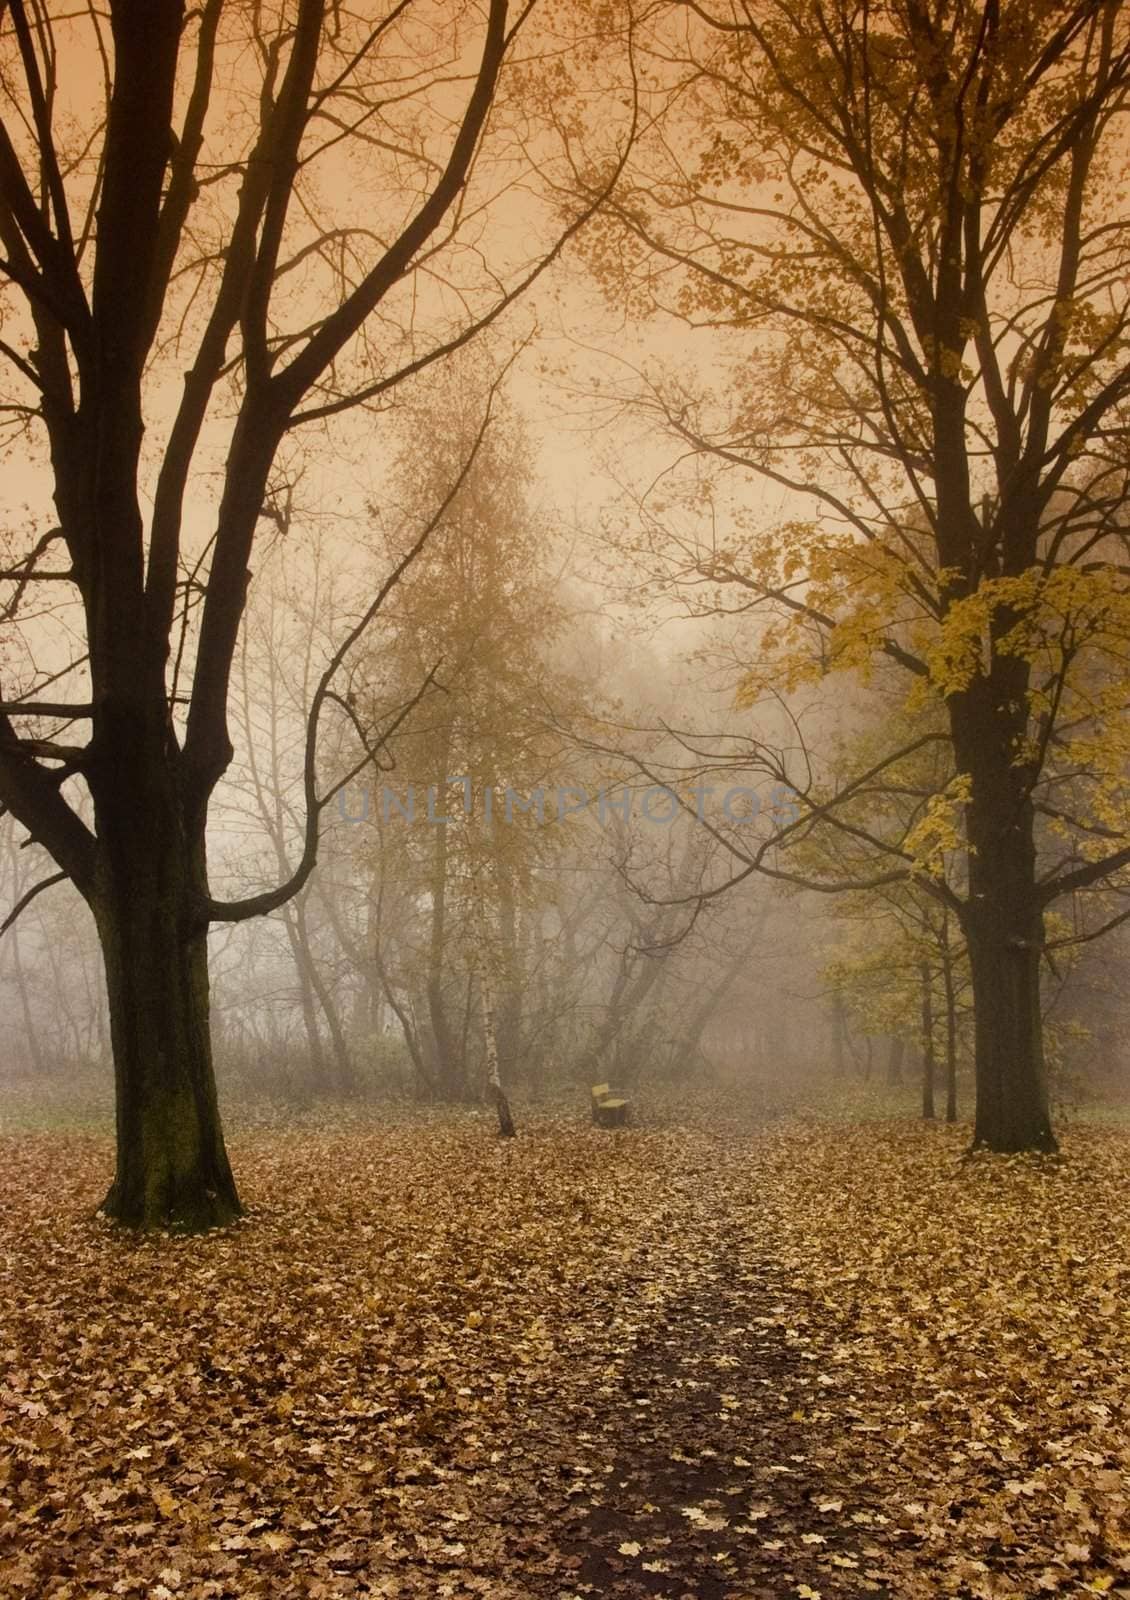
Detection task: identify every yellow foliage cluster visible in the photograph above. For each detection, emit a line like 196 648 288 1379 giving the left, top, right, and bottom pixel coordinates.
903 774 974 879
732 520 1130 853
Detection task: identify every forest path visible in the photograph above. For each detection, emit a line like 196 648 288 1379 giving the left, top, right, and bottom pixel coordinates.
472 1125 904 1600
544 1226 895 1598
7 1113 1125 1597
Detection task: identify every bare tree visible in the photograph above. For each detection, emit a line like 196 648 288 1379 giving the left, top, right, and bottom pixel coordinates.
0 1 629 1227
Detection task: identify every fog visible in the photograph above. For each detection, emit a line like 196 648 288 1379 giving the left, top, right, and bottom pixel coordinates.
4 6 1130 1597
1 0 1128 1146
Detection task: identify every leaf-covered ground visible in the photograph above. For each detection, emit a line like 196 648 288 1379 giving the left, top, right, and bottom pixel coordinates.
1 1111 1128 1598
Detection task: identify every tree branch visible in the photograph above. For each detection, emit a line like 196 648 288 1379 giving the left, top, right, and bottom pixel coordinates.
1039 845 1130 905
0 868 67 937
204 369 508 924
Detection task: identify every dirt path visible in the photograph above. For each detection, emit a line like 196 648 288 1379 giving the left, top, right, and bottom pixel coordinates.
424 1141 908 1600
506 1221 896 1598
554 1254 890 1594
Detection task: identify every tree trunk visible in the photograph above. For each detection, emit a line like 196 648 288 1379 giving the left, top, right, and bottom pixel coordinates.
372 934 434 1096
496 869 522 1084
78 498 243 1233
300 914 355 1096
920 961 936 1121
283 902 331 1092
93 824 240 1232
955 687 1057 1152
963 881 1054 1150
480 967 516 1138
942 934 959 1124
424 728 465 1099
671 917 765 1077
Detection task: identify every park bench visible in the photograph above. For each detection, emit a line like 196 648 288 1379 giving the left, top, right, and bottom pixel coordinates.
591 1081 630 1128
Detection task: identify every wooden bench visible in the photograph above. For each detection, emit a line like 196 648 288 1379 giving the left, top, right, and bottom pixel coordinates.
591 1081 630 1128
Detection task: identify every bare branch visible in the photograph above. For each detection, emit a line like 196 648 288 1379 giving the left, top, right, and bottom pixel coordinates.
0 868 66 936
205 363 511 924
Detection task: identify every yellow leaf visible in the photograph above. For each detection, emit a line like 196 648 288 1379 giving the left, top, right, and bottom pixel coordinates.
150 1487 177 1518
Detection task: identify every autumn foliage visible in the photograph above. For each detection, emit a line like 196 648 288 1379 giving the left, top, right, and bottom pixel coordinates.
2 1109 1127 1597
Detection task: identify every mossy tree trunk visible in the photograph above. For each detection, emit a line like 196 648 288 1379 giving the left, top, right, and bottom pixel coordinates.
90 722 240 1231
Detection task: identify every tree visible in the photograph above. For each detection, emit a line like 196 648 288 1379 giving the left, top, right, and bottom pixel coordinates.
347 371 588 1105
229 546 357 1096
782 694 971 1119
826 898 970 1121
0 815 108 1076
582 0 1130 1151
0 1 625 1227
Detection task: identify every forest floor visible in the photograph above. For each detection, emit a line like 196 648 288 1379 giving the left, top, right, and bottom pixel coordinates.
0 1096 1128 1600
